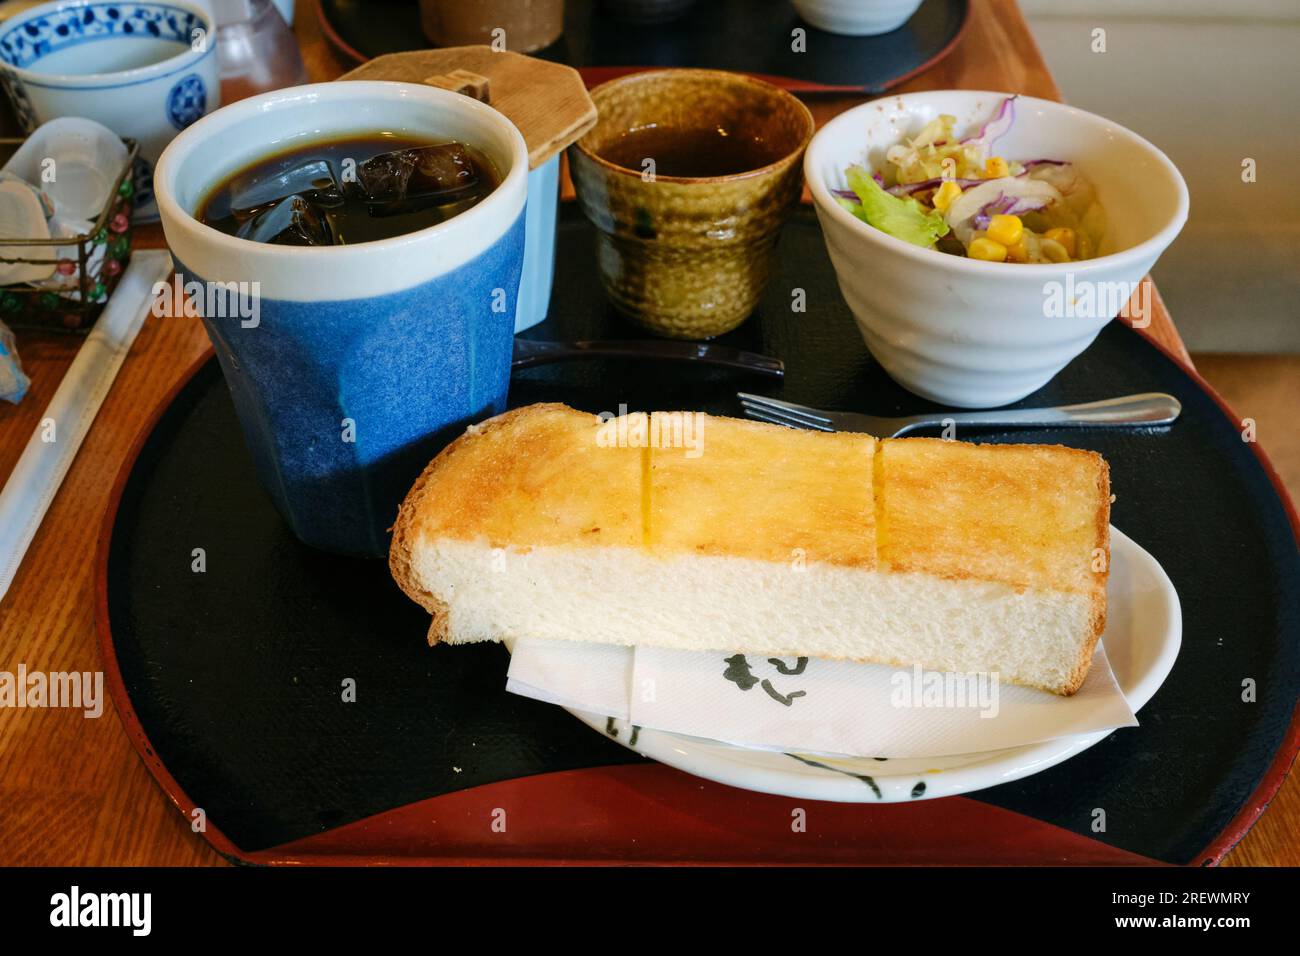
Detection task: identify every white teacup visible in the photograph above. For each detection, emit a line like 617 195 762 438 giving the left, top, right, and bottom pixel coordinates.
791 0 924 36
0 0 221 221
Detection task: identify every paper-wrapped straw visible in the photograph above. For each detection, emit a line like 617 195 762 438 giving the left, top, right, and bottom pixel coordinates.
0 250 173 603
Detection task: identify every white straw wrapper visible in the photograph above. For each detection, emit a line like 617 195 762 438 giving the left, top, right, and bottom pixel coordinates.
0 249 173 603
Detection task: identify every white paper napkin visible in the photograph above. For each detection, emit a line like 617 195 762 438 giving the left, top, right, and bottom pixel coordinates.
508 633 1137 760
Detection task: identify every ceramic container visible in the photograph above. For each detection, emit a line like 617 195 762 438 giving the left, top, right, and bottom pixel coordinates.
517 153 558 332
806 90 1189 408
0 0 221 221
569 69 814 339
419 0 565 53
155 81 529 556
337 49 596 332
791 0 924 36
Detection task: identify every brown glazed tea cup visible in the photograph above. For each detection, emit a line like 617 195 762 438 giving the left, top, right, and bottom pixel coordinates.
568 69 815 339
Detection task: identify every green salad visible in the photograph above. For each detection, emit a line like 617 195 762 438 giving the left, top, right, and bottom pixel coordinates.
834 96 1106 264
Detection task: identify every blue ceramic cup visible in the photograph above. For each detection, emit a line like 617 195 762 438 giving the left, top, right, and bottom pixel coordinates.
154 81 528 556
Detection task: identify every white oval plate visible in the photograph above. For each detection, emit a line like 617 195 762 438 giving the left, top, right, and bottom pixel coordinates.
566 527 1181 802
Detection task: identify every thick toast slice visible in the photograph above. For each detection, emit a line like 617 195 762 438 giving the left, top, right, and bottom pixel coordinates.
391 404 1110 694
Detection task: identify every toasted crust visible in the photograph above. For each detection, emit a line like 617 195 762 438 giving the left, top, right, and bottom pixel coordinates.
648 411 877 567
390 404 1111 688
387 407 552 643
1067 455 1111 694
402 403 644 550
878 437 1110 593
877 437 1110 696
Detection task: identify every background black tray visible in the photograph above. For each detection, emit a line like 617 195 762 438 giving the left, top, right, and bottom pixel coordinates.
317 0 970 92
102 205 1300 864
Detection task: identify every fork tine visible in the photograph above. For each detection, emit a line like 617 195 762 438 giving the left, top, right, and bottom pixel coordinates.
742 407 809 430
736 392 834 424
741 405 834 432
739 397 834 431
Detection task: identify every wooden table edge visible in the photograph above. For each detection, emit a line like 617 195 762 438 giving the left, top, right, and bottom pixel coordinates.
6 0 1293 867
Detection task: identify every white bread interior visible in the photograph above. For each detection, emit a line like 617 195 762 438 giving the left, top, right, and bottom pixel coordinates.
390 404 1110 695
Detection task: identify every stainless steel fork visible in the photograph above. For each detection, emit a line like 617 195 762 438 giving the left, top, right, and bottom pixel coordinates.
737 391 1182 436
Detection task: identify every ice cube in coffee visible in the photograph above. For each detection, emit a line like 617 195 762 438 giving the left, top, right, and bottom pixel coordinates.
197 135 501 246
236 195 334 246
228 159 344 216
357 143 482 214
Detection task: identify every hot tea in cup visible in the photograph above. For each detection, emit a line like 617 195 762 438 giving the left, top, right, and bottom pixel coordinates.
569 69 815 339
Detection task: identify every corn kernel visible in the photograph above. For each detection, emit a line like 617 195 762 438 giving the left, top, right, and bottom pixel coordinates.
968 237 1008 262
1044 227 1078 258
933 180 963 212
1006 241 1029 263
986 214 1023 247
985 156 1010 178
1040 238 1071 263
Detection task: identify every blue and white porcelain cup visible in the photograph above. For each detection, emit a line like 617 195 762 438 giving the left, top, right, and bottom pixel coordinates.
0 0 220 221
155 81 529 557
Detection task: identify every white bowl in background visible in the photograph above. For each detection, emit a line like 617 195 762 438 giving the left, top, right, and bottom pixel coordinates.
805 91 1189 408
0 0 221 222
791 0 923 36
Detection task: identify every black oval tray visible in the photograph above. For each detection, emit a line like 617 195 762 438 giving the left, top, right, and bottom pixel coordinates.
98 205 1300 864
316 0 970 94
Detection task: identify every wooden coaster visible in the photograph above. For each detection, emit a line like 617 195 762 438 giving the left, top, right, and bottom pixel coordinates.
341 47 597 171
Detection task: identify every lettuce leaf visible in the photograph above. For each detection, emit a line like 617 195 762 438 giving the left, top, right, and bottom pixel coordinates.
844 165 949 248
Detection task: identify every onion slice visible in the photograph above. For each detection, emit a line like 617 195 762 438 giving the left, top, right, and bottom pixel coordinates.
960 95 1018 152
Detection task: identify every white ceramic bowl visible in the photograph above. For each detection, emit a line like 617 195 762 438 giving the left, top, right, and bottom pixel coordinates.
791 0 923 36
0 0 221 221
806 91 1189 408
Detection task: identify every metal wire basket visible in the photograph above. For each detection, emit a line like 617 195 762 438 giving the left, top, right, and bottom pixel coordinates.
0 136 138 334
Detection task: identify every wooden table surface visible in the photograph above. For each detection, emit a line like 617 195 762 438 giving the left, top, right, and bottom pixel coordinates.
0 0 1292 866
